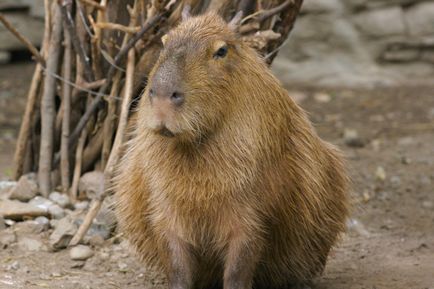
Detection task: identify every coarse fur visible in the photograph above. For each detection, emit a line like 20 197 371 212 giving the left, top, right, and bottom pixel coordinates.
114 12 349 289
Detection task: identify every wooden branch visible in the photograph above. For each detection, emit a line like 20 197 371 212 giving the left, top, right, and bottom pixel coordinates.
13 65 42 180
60 0 94 82
95 22 141 33
101 73 121 168
0 14 46 65
70 129 88 201
70 29 137 248
38 4 63 196
68 11 167 151
242 0 292 24
61 25 72 194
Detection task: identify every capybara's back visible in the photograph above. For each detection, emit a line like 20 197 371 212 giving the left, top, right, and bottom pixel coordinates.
114 12 349 289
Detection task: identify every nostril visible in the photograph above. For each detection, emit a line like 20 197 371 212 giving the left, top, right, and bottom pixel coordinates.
170 91 184 106
149 89 155 96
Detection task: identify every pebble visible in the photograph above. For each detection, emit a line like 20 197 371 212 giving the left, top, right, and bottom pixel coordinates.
34 216 50 231
18 237 46 252
48 204 65 219
6 261 20 271
74 201 90 211
78 171 104 199
422 201 433 209
347 218 370 237
29 196 54 211
49 192 71 208
390 176 401 188
0 230 17 248
14 220 47 235
375 166 386 181
313 92 331 103
401 156 411 165
70 245 94 261
8 173 38 202
49 216 78 250
343 128 365 148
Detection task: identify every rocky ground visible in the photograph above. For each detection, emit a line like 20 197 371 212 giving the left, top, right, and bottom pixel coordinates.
0 63 433 289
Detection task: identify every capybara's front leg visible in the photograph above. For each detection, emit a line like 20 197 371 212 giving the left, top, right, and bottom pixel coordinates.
223 232 262 289
166 233 196 289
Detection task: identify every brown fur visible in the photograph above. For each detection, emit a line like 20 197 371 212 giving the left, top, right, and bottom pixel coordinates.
114 12 349 289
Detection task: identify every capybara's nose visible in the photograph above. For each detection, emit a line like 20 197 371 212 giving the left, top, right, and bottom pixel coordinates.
149 87 184 107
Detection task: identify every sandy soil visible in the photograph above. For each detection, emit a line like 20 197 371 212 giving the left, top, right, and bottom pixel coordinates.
0 63 433 289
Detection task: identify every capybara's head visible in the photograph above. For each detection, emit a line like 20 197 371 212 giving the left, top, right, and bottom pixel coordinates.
140 12 250 141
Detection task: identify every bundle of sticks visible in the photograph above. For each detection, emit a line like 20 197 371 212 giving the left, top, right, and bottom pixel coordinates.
1 0 303 245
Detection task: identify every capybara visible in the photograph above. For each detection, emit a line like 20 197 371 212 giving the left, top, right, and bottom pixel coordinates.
114 11 349 289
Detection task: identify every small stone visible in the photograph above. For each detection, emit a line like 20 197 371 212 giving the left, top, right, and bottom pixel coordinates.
0 230 17 248
353 7 406 38
390 176 401 188
14 220 47 235
347 218 370 237
405 2 434 36
18 237 46 251
401 156 411 165
6 261 20 271
313 92 331 103
48 204 65 220
343 128 365 148
375 166 386 181
422 201 433 209
0 199 48 220
89 235 105 247
8 173 38 202
118 262 128 272
49 216 78 250
49 192 71 208
74 201 89 211
70 245 94 261
398 137 414 146
34 216 50 231
371 139 381 151
78 171 104 199
29 196 54 211
362 191 371 202
0 51 11 64
4 219 15 226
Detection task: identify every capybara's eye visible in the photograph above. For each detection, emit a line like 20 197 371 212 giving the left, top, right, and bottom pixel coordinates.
214 46 228 59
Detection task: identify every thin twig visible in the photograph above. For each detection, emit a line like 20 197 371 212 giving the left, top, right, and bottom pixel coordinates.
257 0 292 22
70 129 88 201
61 25 72 194
0 14 46 65
95 22 141 33
68 11 167 151
60 0 94 82
13 65 43 180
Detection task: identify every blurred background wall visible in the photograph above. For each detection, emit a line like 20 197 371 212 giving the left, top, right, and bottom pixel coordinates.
0 0 433 86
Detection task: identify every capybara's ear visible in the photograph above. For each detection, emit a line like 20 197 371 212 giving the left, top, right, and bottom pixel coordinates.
228 10 243 31
182 5 191 22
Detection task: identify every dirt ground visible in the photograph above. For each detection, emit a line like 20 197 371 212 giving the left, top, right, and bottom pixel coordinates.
0 62 433 289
